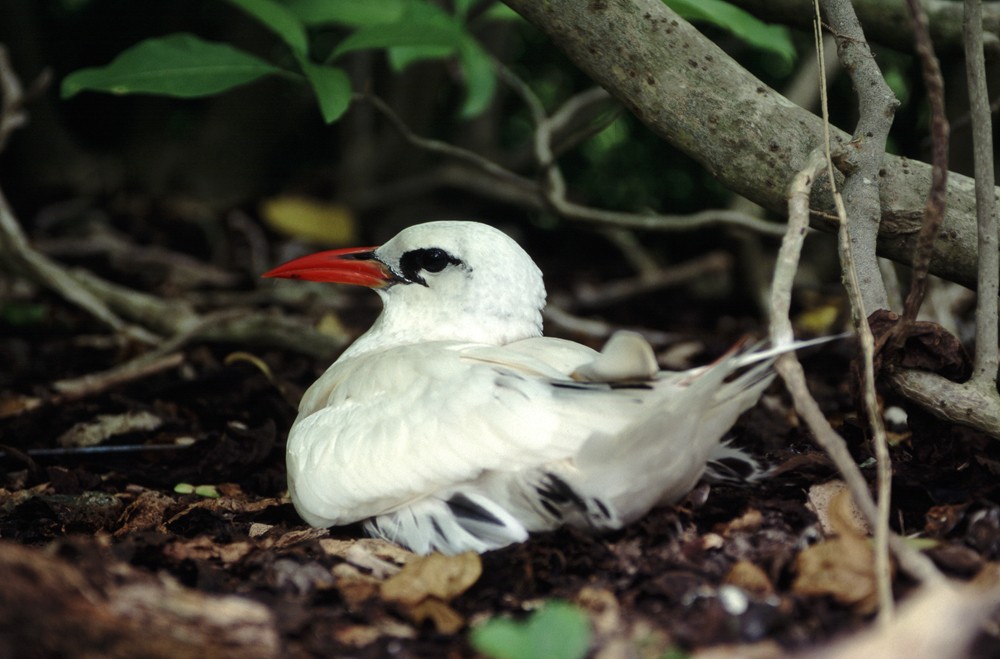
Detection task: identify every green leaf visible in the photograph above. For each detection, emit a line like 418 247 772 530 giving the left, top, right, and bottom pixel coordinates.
283 0 408 26
456 36 495 117
470 601 591 659
298 59 352 123
387 45 455 71
454 0 486 20
61 33 284 99
665 0 795 65
194 484 221 498
330 21 462 60
481 3 522 22
225 0 309 56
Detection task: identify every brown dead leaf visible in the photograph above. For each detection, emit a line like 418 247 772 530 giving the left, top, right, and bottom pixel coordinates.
725 560 775 598
164 495 284 527
163 536 253 565
334 618 416 647
0 393 43 418
269 527 329 549
408 599 466 635
320 537 414 578
794 490 884 613
114 489 175 537
381 551 482 606
867 309 971 381
332 563 383 606
723 508 764 534
379 552 482 634
925 502 970 538
807 480 871 537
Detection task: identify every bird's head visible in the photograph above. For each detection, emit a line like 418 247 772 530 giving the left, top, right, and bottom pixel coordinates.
264 221 546 353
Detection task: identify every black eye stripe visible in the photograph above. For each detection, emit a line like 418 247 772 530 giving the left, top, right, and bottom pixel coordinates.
398 248 462 284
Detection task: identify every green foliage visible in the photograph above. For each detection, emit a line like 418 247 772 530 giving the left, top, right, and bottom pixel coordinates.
60 0 502 122
61 33 285 99
470 601 591 659
665 0 795 66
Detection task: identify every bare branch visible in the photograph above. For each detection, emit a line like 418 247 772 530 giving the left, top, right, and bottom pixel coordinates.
503 0 989 290
963 0 1000 385
892 0 950 351
817 0 897 620
819 0 898 313
363 89 788 236
729 0 1000 54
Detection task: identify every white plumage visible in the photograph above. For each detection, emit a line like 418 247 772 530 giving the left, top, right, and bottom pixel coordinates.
264 221 787 554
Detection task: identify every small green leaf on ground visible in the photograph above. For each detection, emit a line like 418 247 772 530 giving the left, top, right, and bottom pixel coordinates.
471 600 591 659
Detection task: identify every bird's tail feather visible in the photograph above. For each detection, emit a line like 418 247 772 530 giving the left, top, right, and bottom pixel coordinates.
560 336 840 529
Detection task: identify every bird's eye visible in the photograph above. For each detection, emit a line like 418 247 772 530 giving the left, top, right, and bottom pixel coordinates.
418 248 452 273
398 247 461 284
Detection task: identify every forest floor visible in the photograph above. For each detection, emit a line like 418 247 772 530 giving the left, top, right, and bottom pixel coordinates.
1 209 999 658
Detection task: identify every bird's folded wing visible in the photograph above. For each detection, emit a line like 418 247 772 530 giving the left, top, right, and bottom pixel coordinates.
287 338 652 526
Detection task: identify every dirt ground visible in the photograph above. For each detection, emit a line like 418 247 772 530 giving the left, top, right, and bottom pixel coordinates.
2 213 999 658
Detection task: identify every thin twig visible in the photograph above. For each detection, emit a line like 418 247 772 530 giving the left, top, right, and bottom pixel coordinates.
964 0 1000 385
892 0 951 353
814 3 894 622
571 252 732 310
772 144 943 586
361 90 787 237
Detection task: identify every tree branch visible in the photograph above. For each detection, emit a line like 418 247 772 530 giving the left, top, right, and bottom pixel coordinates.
502 0 994 291
964 0 1000 385
729 0 1000 54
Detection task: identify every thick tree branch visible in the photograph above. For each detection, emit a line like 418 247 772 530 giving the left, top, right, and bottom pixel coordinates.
820 0 898 313
729 0 1000 54
502 0 993 291
964 0 1000 385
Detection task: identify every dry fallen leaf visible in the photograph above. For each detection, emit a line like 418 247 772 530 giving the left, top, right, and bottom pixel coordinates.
57 410 163 448
381 551 482 605
380 551 482 634
725 560 775 598
320 537 414 577
163 536 253 565
807 480 871 537
114 489 175 537
794 489 886 614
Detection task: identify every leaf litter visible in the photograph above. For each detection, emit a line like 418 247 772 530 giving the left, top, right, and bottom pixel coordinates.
2 226 1000 656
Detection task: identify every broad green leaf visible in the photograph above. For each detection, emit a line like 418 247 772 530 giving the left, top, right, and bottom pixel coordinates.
330 21 462 60
283 0 408 26
665 0 795 65
61 33 284 99
299 60 352 123
470 601 591 659
481 3 522 22
454 0 486 20
225 0 308 56
457 36 495 117
388 45 455 72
